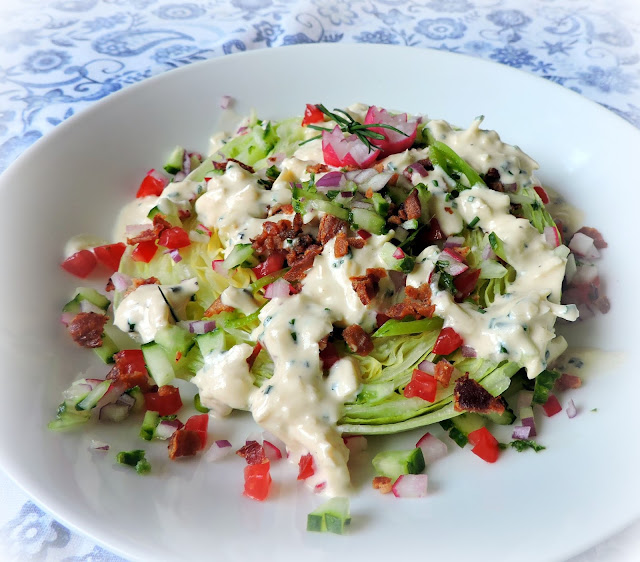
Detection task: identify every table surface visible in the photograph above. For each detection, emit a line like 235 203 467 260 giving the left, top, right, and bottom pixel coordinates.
0 0 639 560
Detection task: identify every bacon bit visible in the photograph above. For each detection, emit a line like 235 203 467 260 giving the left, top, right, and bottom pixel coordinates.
388 173 399 186
334 231 349 258
350 268 387 306
105 277 115 292
343 324 374 356
453 246 470 259
434 359 454 388
484 168 504 192
386 283 435 319
365 187 373 199
246 342 262 370
126 215 172 246
372 476 393 494
175 351 182 362
268 203 295 216
341 165 359 172
403 189 421 220
347 237 365 249
318 335 329 351
318 214 348 245
204 296 235 318
453 374 505 414
178 209 191 221
374 162 385 173
236 441 266 465
68 312 108 348
168 429 201 460
555 373 583 390
283 245 322 283
132 276 159 289
444 207 454 215
227 158 255 174
388 215 403 226
252 215 303 256
107 353 153 393
576 226 608 249
306 163 329 174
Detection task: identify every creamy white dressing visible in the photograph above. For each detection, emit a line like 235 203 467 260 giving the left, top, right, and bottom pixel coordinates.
64 234 109 258
112 195 158 242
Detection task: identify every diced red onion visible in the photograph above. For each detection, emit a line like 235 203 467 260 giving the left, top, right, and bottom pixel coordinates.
205 439 233 462
115 393 135 408
503 182 518 192
340 191 353 198
351 200 374 210
343 435 368 454
111 272 132 292
125 223 151 238
521 416 537 437
79 299 104 314
263 440 282 461
444 236 465 248
571 263 599 286
314 482 327 493
174 171 186 182
155 419 184 440
415 433 447 464
392 474 428 498
566 399 577 418
417 360 436 375
544 226 560 248
461 345 477 358
60 312 75 327
393 247 405 259
220 95 233 109
447 261 469 276
512 425 531 439
84 378 105 390
182 151 191 175
569 232 600 259
388 270 407 290
89 440 109 451
576 303 595 321
96 382 125 410
352 168 378 185
315 171 345 189
99 402 130 423
482 245 496 260
212 259 228 277
236 126 248 135
188 320 216 334
264 278 292 299
363 171 393 192
405 162 429 178
168 249 182 263
442 247 464 262
261 431 286 456
345 170 361 181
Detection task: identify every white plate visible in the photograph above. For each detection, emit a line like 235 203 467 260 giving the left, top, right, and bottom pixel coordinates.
0 44 638 562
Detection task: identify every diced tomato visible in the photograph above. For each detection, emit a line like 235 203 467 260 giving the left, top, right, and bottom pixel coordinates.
433 327 463 356
184 413 209 449
404 369 437 402
468 427 499 463
136 170 166 198
158 226 190 249
454 268 481 301
246 342 262 370
364 106 417 156
93 243 126 272
319 341 340 370
533 186 549 205
61 250 97 278
297 453 315 480
301 104 324 126
542 394 562 417
144 385 183 416
114 350 147 375
132 240 157 263
252 253 285 279
244 460 272 501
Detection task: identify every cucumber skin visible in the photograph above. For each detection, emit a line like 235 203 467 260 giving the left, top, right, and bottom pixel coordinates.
372 448 425 480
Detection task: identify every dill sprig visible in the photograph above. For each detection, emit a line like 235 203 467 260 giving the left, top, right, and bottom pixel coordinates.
299 104 408 152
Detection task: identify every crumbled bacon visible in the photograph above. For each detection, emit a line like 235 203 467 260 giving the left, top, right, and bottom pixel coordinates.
434 359 454 388
105 278 115 292
350 268 387 306
285 234 319 266
236 441 266 465
365 187 373 199
204 296 235 317
555 373 582 390
347 237 365 249
343 324 374 356
576 226 608 249
126 214 172 245
453 374 505 414
372 476 393 494
283 244 322 282
168 429 201 460
318 214 347 245
374 162 385 173
132 276 159 289
268 203 295 216
484 168 504 192
403 189 421 220
306 163 330 174
218 158 255 174
107 353 153 393
252 214 303 256
68 312 108 348
334 231 349 258
386 283 435 319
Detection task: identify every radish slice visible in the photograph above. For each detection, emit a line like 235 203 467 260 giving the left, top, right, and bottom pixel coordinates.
544 226 560 248
212 259 228 277
364 106 418 156
263 440 282 461
322 126 380 169
343 435 368 454
205 439 233 462
444 236 465 248
111 272 132 292
415 433 447 464
188 320 216 334
264 278 291 299
392 474 428 498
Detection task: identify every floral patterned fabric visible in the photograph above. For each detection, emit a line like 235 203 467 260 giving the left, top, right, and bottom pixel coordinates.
0 0 638 559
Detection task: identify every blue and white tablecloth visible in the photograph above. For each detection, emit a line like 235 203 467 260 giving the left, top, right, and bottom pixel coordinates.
0 0 638 559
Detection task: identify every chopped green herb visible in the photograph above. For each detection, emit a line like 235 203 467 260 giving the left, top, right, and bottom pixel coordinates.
510 439 546 453
468 216 480 228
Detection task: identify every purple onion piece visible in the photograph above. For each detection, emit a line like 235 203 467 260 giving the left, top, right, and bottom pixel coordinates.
444 236 465 248
566 399 577 419
512 425 531 439
417 360 436 375
521 416 537 437
315 171 345 189
461 345 477 358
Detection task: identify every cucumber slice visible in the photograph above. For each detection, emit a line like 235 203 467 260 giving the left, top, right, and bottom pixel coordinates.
414 183 432 224
93 333 118 364
196 329 227 357
350 207 386 235
380 242 415 273
483 406 516 425
223 244 258 270
76 380 111 411
307 497 350 534
164 146 185 174
371 192 389 216
142 342 175 387
154 325 195 359
532 370 560 404
63 287 110 314
372 448 425 480
306 199 350 221
140 410 160 441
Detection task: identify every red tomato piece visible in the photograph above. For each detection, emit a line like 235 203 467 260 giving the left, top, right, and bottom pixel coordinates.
114 350 147 375
136 170 166 198
246 342 262 370
184 413 209 449
453 268 481 301
144 385 183 416
364 106 417 156
244 461 272 501
93 243 126 272
132 240 157 263
301 104 324 126
404 369 437 402
319 341 340 370
533 186 550 205
542 394 562 417
468 427 499 463
433 327 463 356
252 253 285 279
297 453 315 480
61 250 97 278
158 226 190 249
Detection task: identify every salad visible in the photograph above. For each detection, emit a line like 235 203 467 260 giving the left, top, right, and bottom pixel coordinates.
54 102 608 530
